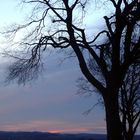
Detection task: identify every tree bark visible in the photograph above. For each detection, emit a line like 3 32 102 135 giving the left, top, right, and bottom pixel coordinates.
103 91 123 140
126 133 134 140
125 129 134 140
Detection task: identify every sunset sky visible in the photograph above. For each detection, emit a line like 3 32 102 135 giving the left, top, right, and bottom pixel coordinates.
0 0 139 134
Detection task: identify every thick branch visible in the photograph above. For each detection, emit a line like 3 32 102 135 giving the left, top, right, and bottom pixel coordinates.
73 46 106 94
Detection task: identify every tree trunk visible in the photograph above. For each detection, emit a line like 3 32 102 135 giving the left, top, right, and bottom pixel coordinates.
103 92 123 140
125 130 134 140
126 134 133 140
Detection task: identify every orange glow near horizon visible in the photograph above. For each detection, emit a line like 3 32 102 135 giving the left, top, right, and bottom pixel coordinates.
48 128 90 133
0 120 106 134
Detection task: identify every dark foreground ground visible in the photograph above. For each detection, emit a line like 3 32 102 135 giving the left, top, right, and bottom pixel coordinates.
0 131 139 140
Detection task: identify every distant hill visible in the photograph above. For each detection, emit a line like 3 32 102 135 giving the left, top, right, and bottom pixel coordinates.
0 131 106 140
0 131 139 140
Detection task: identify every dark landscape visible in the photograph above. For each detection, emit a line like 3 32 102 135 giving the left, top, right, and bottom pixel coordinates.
0 131 139 140
0 131 105 140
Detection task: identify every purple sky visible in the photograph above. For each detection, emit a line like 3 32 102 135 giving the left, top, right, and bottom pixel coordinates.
0 53 106 133
0 0 139 134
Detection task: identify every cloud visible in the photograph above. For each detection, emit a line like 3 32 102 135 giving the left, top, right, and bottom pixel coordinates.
0 119 106 133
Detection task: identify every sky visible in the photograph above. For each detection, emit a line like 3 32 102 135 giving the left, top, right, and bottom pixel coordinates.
0 0 139 135
0 55 106 133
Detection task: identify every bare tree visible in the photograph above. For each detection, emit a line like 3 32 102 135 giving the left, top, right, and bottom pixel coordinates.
3 1 140 140
120 64 140 140
77 63 140 140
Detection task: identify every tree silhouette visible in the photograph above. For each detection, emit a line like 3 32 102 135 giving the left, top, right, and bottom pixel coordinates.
77 64 140 140
120 64 140 140
3 1 140 140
